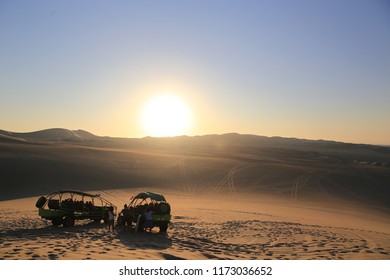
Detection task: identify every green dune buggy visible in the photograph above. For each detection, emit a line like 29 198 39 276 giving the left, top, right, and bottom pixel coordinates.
119 192 171 233
35 190 117 227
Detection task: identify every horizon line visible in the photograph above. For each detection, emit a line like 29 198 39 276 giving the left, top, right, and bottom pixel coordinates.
1 127 389 147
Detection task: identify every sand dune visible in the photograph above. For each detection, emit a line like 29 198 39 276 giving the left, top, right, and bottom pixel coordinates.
0 129 389 259
1 130 389 210
0 188 389 260
0 128 97 141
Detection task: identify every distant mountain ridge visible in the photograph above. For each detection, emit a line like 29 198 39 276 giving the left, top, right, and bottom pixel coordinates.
0 128 388 149
1 128 389 163
0 128 97 141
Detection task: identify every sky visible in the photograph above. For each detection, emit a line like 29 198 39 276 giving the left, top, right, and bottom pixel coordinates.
0 0 389 144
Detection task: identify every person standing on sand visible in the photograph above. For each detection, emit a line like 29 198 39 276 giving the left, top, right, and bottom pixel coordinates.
108 207 115 232
119 204 131 231
143 205 154 232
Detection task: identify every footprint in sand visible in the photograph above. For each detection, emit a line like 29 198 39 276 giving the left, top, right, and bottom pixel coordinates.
48 253 58 260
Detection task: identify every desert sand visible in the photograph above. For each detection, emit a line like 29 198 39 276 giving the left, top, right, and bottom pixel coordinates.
1 188 389 260
1 129 390 260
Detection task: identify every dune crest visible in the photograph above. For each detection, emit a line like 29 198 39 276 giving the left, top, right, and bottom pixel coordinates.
0 128 97 141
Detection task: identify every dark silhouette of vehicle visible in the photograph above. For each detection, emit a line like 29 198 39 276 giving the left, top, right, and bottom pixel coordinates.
121 192 171 233
35 190 117 227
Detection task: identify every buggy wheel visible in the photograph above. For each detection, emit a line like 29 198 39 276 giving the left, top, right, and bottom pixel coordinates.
159 223 168 233
63 216 75 227
52 218 63 227
35 196 47 208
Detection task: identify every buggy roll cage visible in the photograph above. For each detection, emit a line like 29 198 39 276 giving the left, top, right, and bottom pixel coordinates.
41 190 117 213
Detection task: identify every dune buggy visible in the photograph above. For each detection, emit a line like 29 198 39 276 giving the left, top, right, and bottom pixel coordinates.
119 192 171 233
35 190 117 227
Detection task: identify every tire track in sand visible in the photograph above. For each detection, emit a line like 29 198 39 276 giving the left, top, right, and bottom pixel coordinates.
214 164 249 193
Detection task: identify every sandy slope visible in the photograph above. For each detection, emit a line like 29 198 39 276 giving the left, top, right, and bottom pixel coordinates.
1 132 390 210
1 188 389 260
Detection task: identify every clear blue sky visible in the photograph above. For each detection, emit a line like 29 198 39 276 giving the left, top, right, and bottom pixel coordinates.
0 0 389 144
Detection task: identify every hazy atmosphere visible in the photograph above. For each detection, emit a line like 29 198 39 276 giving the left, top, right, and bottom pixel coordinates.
1 0 389 144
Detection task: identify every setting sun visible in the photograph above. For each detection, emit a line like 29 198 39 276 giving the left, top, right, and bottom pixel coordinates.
141 94 192 137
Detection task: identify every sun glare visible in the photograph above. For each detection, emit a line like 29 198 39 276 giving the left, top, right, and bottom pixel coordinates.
141 94 192 137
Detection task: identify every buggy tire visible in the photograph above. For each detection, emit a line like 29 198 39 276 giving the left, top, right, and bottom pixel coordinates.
52 218 63 227
159 223 168 233
63 216 75 227
35 196 47 208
